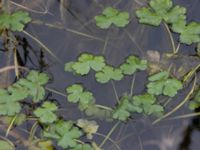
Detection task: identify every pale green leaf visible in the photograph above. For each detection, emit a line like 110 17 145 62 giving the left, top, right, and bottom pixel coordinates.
0 140 14 150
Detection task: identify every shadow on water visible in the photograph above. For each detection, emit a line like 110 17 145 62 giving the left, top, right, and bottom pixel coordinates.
0 0 200 149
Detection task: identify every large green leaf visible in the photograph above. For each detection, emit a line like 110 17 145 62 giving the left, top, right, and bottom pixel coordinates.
95 65 123 83
67 53 105 75
66 84 94 110
120 55 147 75
43 120 82 149
147 71 183 97
34 102 58 123
189 89 200 110
95 7 130 29
179 22 200 45
0 11 31 31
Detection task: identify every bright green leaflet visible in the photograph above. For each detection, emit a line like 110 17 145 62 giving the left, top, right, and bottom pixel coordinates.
43 120 83 149
95 65 123 83
0 85 28 116
179 22 200 45
147 71 183 97
120 55 147 75
34 102 58 123
131 94 164 117
66 84 94 110
65 53 105 75
17 70 49 102
0 11 31 32
136 0 186 26
189 89 200 110
0 140 14 150
95 7 130 29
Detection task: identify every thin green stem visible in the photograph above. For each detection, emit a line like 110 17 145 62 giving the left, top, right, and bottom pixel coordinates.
130 74 136 96
95 104 113 111
163 23 176 54
95 132 121 150
6 115 17 137
46 87 66 97
167 112 200 120
102 36 109 54
111 81 120 103
99 121 120 148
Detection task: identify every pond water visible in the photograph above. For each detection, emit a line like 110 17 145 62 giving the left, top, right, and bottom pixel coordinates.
1 0 200 150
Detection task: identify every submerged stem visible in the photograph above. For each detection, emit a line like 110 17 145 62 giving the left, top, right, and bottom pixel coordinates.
99 121 120 148
111 81 120 103
163 23 176 54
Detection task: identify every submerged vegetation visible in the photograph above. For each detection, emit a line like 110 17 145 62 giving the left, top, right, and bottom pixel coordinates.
0 0 200 149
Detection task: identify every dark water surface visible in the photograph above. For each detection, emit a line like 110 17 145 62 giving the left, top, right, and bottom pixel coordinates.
1 0 200 150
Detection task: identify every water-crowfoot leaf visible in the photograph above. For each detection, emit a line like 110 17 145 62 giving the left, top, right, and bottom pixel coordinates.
136 0 186 26
179 22 200 45
131 93 164 117
0 140 14 150
0 11 31 32
17 70 49 102
77 119 99 139
189 89 200 110
69 53 105 75
147 71 183 97
95 7 130 29
43 120 83 149
112 96 134 121
95 65 123 83
120 55 147 75
34 102 58 123
66 84 94 110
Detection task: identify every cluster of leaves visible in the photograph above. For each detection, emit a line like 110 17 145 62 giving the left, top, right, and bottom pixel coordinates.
65 53 147 83
43 120 94 150
189 88 200 110
94 7 130 29
113 94 164 121
147 71 183 97
0 70 49 116
136 0 200 44
0 11 31 32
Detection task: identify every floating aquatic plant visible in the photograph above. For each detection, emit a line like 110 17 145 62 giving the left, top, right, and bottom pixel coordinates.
95 7 130 29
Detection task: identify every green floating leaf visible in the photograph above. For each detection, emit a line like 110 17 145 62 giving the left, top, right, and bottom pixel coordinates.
66 53 105 75
95 65 123 83
0 11 31 31
0 140 14 150
113 94 164 121
77 119 99 139
179 22 200 45
17 70 49 102
95 7 130 29
66 84 94 110
189 89 200 110
120 55 147 75
147 71 183 97
43 120 82 149
132 93 164 117
0 70 49 116
34 102 58 123
136 0 186 26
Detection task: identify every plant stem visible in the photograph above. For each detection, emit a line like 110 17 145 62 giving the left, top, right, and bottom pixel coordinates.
130 74 136 96
167 112 200 120
95 132 121 150
46 87 66 97
111 81 120 103
163 23 176 54
95 104 113 111
22 31 62 63
6 115 17 137
152 76 196 124
99 121 120 148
